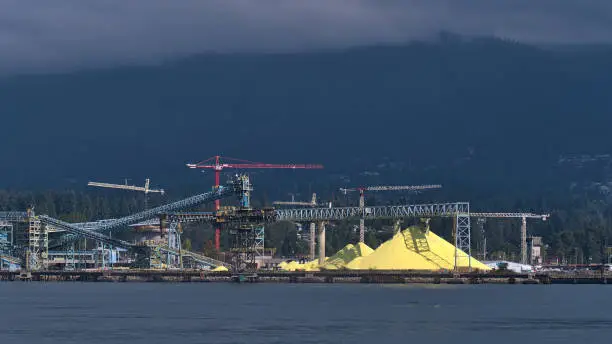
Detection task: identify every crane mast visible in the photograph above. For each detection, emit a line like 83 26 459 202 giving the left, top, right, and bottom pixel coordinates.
340 184 442 243
273 193 319 260
186 155 323 251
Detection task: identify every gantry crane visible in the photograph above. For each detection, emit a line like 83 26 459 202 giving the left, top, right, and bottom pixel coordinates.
340 184 442 243
274 193 319 260
470 212 550 265
186 155 323 251
88 178 165 210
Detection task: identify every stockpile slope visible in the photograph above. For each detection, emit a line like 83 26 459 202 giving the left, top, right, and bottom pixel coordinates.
346 227 490 271
278 258 326 271
320 243 374 270
345 230 440 270
299 259 322 271
278 261 303 271
407 227 490 271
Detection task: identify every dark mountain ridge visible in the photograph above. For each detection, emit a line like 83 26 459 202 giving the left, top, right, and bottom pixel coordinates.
1 37 611 203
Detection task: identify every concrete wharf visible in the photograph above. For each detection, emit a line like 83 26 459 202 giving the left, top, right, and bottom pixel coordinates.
1 269 610 284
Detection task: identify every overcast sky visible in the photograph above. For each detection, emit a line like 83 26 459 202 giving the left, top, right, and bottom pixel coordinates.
1 0 612 75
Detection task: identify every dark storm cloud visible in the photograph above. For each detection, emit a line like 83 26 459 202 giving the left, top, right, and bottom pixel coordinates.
1 0 612 74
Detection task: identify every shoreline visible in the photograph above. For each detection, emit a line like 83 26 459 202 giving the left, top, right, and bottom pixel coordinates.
1 269 610 284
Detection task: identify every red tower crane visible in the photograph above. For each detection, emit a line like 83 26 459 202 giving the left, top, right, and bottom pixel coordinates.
187 155 324 251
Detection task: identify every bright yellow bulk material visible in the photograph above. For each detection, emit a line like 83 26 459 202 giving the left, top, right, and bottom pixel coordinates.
320 244 355 270
355 242 375 256
346 230 440 270
278 259 315 271
299 259 321 271
320 243 374 270
408 227 491 271
212 266 228 272
346 226 490 271
282 261 303 271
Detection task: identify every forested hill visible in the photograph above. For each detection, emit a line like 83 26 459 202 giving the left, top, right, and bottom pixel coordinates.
1 36 611 195
2 36 612 262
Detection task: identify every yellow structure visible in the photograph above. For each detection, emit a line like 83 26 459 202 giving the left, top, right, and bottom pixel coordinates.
347 226 490 271
277 224 489 272
211 266 229 272
277 242 374 271
278 258 325 271
320 243 374 270
299 259 321 271
278 260 303 271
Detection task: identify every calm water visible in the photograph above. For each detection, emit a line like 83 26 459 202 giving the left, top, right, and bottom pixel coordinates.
0 283 610 344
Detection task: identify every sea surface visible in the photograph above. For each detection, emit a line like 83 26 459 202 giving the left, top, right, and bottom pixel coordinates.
0 283 610 344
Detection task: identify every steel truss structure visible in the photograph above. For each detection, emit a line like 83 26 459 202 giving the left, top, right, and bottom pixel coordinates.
66 244 76 271
254 226 265 258
166 221 182 268
454 212 471 270
0 212 28 222
165 201 473 269
469 212 549 265
165 203 471 224
159 212 216 268
40 216 134 249
51 176 245 247
470 212 549 219
228 224 259 272
0 221 13 256
274 202 470 221
28 217 47 271
157 245 228 269
276 202 472 270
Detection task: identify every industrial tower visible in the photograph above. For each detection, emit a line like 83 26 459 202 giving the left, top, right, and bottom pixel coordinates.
340 184 442 243
186 155 323 251
274 193 319 260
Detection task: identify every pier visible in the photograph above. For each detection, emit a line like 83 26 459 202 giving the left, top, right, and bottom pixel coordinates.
1 269 610 284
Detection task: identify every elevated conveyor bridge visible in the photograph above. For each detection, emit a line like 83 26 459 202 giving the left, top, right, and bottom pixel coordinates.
50 176 245 248
160 202 470 223
162 202 473 270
